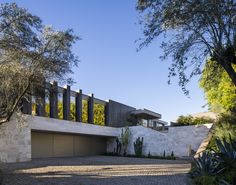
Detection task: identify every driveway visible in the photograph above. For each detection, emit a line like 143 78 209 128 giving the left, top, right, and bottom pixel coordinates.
2 156 192 185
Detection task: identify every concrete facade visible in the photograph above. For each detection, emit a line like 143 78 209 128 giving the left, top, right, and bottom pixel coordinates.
0 115 120 163
107 124 213 157
0 114 212 162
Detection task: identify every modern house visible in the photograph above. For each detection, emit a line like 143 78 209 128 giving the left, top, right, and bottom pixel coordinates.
0 82 163 162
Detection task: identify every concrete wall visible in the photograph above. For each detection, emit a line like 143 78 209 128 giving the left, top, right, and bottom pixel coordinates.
0 115 120 163
0 115 31 163
107 124 212 157
0 114 212 162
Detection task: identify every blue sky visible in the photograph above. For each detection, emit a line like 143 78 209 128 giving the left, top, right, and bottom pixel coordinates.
2 0 208 122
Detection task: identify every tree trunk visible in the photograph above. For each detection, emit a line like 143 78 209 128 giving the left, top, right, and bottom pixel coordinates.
220 61 236 86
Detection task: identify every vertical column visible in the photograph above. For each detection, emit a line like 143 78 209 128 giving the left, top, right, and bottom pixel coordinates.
36 82 46 117
63 85 71 120
22 96 32 115
88 93 94 124
105 101 110 126
75 89 82 122
49 81 58 118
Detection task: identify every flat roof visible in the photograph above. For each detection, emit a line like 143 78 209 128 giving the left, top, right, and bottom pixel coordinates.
131 109 161 120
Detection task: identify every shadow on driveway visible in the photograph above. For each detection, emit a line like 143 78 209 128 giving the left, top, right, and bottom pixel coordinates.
2 156 192 185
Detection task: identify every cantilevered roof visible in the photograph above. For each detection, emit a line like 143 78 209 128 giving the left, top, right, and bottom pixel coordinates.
130 109 161 120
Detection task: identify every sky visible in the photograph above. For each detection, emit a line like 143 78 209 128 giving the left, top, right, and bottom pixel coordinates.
2 0 208 122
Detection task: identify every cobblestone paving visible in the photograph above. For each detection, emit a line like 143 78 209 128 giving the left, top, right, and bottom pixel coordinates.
2 156 192 185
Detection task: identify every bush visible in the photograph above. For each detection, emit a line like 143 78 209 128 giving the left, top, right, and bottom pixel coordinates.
208 113 236 151
175 115 214 126
133 137 143 157
193 176 217 185
191 137 236 185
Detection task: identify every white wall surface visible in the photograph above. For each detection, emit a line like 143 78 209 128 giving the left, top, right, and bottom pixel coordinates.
107 124 212 157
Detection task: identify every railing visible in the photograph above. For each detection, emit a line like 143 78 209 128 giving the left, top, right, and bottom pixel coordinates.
21 81 110 126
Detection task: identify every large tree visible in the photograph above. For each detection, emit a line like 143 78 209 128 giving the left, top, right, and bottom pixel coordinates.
199 59 236 113
137 0 236 93
0 3 79 124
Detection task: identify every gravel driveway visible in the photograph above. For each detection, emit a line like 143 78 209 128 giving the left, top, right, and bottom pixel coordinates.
2 156 191 185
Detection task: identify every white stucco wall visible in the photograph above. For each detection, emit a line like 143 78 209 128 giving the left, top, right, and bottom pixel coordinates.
107 124 212 157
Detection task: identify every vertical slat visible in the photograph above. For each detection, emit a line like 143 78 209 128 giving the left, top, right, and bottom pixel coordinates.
36 83 46 116
88 93 94 124
105 102 110 126
49 81 58 118
63 85 70 120
22 96 32 115
75 89 82 122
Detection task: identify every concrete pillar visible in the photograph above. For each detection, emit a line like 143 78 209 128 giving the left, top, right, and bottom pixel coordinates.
49 81 58 118
88 93 94 124
75 89 82 122
63 85 71 120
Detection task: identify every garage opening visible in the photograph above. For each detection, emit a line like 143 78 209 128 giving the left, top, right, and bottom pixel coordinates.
31 131 107 158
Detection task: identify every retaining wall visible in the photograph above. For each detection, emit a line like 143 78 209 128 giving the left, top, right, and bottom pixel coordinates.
107 124 212 157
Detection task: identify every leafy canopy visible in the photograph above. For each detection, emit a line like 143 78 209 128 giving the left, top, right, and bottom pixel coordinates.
0 3 79 123
137 0 236 93
199 59 236 113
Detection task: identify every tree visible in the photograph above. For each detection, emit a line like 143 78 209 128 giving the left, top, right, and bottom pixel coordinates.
137 0 236 93
199 59 236 113
0 3 79 124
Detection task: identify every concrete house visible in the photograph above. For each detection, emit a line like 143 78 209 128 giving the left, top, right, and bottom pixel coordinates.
0 82 212 163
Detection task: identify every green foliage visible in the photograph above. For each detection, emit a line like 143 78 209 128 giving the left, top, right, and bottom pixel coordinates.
199 59 236 113
193 176 217 185
133 137 144 157
176 115 214 126
120 127 130 156
208 114 236 151
137 0 236 94
0 3 78 123
191 137 236 184
191 151 221 178
44 101 105 125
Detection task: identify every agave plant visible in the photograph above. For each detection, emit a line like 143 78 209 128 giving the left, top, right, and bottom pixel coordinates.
190 151 222 178
215 137 236 169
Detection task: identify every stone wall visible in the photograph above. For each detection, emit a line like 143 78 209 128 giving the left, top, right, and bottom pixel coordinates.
107 124 212 157
0 115 31 163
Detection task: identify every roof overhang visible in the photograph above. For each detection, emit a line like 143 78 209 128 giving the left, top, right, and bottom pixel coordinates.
130 109 161 120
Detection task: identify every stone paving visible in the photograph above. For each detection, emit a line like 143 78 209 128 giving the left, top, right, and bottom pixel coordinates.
2 156 192 185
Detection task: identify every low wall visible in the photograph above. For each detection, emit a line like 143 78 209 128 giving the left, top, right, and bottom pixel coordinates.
107 124 212 157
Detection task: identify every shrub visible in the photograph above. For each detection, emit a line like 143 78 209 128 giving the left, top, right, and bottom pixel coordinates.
208 113 236 151
120 127 130 156
133 137 143 157
191 137 236 184
193 176 217 185
190 151 221 178
175 115 214 126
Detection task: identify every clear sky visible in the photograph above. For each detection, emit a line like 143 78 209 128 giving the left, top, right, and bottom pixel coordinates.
2 0 208 122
